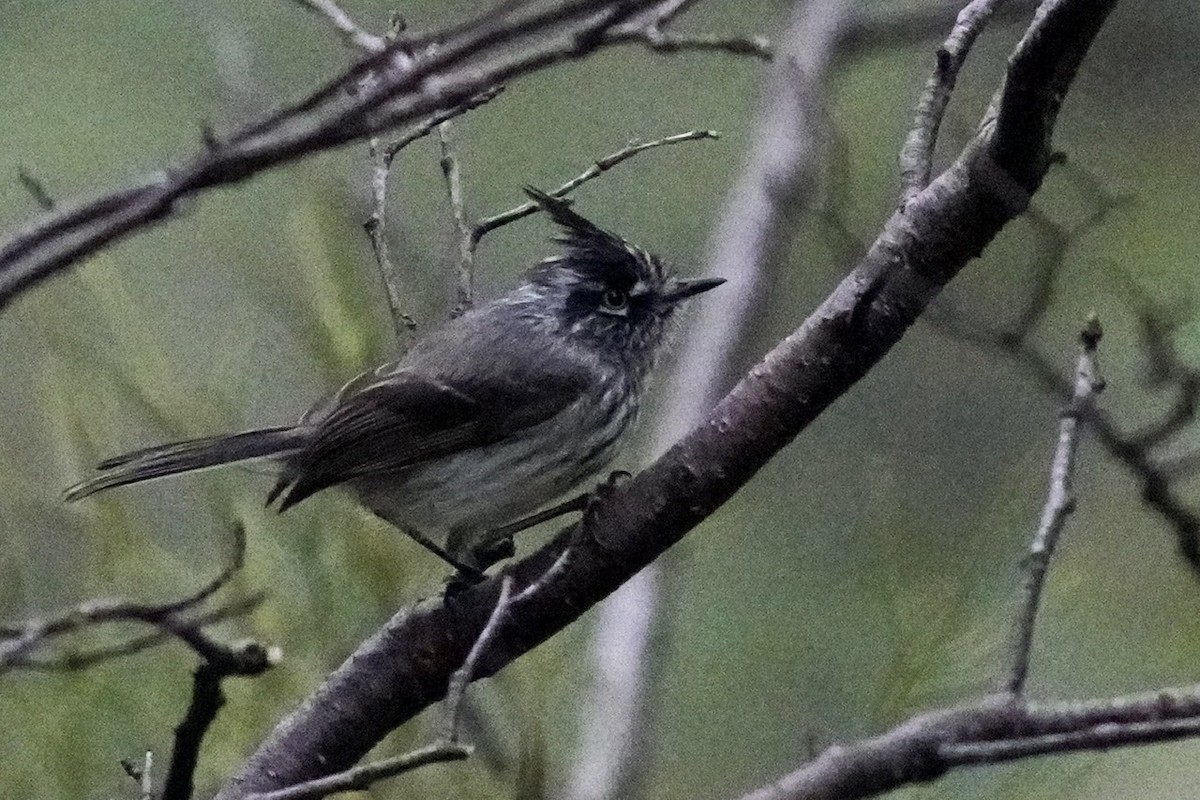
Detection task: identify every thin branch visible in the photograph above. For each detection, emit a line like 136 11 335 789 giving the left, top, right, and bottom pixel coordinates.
287 0 386 53
244 579 516 800
15 594 266 672
2 0 759 310
0 526 253 674
939 714 1200 765
899 0 1014 206
437 120 475 316
1002 319 1104 696
632 30 772 59
924 159 1200 569
381 87 506 160
472 129 719 242
123 750 155 800
840 0 1039 59
17 167 55 210
441 577 514 742
364 137 410 337
364 87 505 340
246 743 471 800
736 685 1200 800
163 642 277 800
611 0 772 59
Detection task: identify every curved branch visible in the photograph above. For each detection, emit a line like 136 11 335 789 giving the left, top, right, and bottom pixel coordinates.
738 686 1200 800
215 0 1119 796
0 0 704 311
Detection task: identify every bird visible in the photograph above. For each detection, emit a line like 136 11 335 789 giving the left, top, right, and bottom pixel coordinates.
65 188 724 577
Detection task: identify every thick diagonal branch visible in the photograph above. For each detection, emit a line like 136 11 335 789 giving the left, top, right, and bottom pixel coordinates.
214 2 1118 797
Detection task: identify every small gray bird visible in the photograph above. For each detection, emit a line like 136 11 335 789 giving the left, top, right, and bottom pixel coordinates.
65 189 722 575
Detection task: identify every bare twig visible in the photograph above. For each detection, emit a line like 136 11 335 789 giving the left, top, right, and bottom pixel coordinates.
287 0 386 53
17 167 55 210
924 160 1200 570
163 641 277 800
0 526 255 674
364 137 410 337
437 120 476 316
364 87 505 340
612 0 772 59
472 129 719 242
737 684 1200 800
2 0 764 310
441 577 513 742
1003 319 1104 696
244 579 517 800
246 743 471 800
15 594 266 672
899 0 1013 205
840 0 1039 58
123 750 155 800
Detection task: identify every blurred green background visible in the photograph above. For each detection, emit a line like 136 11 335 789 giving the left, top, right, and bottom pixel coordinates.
3 1 1200 798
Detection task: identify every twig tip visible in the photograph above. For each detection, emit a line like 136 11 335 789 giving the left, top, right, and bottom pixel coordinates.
1081 315 1103 349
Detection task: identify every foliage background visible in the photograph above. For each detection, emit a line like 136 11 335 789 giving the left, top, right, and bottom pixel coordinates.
1 1 1199 798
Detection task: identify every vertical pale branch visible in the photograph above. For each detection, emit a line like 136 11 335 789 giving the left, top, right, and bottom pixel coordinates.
362 88 505 341
364 137 417 340
565 3 853 799
437 120 476 316
1003 318 1105 695
898 0 1012 205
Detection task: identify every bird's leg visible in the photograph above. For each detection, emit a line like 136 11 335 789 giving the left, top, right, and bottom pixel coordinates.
403 526 485 583
472 470 634 569
482 494 591 546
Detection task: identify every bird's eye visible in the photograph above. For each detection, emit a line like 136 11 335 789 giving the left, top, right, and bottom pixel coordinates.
600 288 629 313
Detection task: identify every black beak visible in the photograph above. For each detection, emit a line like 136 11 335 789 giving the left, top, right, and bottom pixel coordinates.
665 277 726 303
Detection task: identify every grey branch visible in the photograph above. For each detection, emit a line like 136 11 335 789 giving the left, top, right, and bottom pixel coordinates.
472 129 719 242
1003 319 1104 696
898 0 1012 205
923 161 1200 570
0 526 261 675
244 578 518 800
437 120 476 316
0 0 764 310
738 685 1200 800
441 577 514 743
246 742 470 800
214 0 1121 796
364 87 505 340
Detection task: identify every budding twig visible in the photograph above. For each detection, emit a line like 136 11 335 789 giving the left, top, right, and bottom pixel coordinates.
1003 318 1104 696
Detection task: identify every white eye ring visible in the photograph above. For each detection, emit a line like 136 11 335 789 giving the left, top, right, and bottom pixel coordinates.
600 288 629 316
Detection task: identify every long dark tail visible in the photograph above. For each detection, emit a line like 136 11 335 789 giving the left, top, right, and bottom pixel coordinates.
64 426 305 502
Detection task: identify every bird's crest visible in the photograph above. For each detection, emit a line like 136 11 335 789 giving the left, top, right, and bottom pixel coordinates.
523 187 664 290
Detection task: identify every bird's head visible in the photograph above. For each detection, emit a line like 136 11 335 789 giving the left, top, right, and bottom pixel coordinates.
514 187 723 371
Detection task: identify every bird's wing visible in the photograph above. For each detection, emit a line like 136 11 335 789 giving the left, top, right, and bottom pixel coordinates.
270 360 589 511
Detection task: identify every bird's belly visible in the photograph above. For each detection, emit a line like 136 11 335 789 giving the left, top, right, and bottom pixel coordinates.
351 392 634 557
